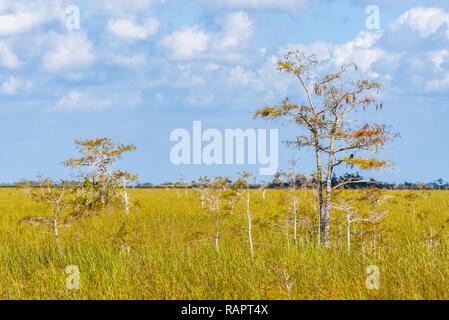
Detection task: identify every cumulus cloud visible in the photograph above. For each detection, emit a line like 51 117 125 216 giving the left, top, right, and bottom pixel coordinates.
107 17 159 40
1 76 32 94
162 25 210 60
229 65 262 88
0 1 61 36
48 90 112 112
0 11 48 36
218 11 253 51
206 0 307 10
96 0 165 14
332 31 388 72
381 7 449 92
160 5 449 103
391 7 449 39
42 32 95 72
0 40 21 69
285 31 394 75
275 7 449 96
162 12 253 61
427 49 449 71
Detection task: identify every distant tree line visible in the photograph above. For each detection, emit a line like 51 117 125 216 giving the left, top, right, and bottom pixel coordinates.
91 173 448 190
2 173 447 190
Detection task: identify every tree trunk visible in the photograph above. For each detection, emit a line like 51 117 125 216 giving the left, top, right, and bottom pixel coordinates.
321 173 332 246
347 212 351 253
215 212 219 253
100 188 105 205
247 188 254 258
315 147 327 246
54 220 59 245
123 178 129 215
321 139 335 247
285 208 290 248
293 175 297 247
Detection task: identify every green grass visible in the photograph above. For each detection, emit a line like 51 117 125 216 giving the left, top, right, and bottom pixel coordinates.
0 188 448 299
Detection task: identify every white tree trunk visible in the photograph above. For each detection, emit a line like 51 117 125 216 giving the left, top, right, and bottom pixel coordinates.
54 219 59 245
123 178 129 215
215 212 219 253
293 176 297 247
201 193 205 210
347 211 351 253
247 189 254 258
285 209 290 248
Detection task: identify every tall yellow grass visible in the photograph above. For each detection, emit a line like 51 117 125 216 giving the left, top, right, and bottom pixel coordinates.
0 188 448 299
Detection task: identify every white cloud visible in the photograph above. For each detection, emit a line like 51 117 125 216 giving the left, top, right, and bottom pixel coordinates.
229 66 262 88
1 76 32 94
0 1 61 36
270 29 419 98
162 25 210 60
208 0 307 10
391 7 449 39
427 49 449 71
0 11 47 36
284 31 394 74
97 0 164 14
107 17 159 40
48 90 111 112
333 31 387 72
227 56 293 102
162 12 253 61
42 32 95 72
0 40 21 69
218 12 253 51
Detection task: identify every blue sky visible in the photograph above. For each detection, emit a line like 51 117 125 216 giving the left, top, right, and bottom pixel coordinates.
0 0 449 184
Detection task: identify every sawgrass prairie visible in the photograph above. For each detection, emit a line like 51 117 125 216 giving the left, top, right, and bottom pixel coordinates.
0 187 448 299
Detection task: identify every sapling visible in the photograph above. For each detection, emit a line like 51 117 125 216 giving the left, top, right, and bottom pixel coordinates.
179 176 190 198
417 206 449 249
273 164 307 247
234 171 256 258
259 181 269 201
192 176 232 253
192 177 210 211
281 268 295 300
20 178 74 245
333 188 389 253
113 171 138 215
270 189 291 247
210 176 233 253
112 222 134 257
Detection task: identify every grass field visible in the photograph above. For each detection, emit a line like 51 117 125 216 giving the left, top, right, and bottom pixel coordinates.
1 187 448 299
